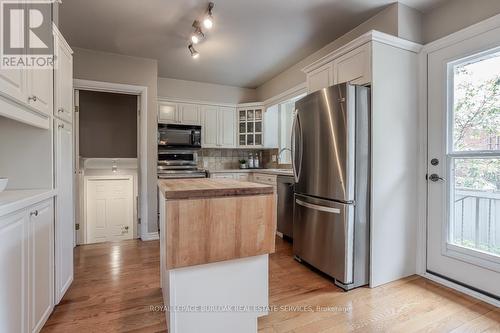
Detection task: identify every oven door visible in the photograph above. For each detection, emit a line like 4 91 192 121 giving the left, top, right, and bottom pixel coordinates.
158 124 201 149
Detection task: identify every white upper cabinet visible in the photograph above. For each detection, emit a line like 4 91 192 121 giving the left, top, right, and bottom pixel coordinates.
26 68 53 117
219 107 236 147
306 63 333 94
178 103 200 125
54 29 74 123
201 105 218 147
0 69 25 103
333 43 371 85
158 102 178 124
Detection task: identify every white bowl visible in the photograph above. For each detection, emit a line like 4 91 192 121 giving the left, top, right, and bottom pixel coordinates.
0 178 8 192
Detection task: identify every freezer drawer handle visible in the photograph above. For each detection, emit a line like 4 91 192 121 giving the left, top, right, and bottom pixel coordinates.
296 199 341 214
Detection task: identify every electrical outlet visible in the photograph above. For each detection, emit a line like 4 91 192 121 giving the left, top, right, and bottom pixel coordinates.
272 155 277 162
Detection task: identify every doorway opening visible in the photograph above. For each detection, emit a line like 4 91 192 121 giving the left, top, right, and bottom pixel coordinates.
74 89 141 245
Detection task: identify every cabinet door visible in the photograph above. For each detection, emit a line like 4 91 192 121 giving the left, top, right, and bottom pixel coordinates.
0 6 26 104
263 106 279 148
307 63 333 94
54 119 74 304
158 102 178 124
29 200 54 333
27 67 53 116
54 34 73 123
219 107 236 148
0 211 28 333
178 103 200 125
333 43 371 85
201 105 218 147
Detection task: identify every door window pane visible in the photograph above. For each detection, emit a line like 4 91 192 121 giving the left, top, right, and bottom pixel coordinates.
452 53 500 152
451 158 500 256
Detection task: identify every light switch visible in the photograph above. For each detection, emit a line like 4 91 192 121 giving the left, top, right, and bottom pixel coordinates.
272 155 277 162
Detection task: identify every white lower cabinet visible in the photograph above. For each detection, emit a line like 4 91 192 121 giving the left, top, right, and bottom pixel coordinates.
210 172 251 181
0 198 54 333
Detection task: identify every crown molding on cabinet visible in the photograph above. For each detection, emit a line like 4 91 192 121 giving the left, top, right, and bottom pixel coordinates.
302 30 422 74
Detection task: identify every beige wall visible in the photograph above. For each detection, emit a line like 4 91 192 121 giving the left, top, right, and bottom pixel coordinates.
73 47 158 235
158 77 257 104
422 0 500 43
256 4 400 101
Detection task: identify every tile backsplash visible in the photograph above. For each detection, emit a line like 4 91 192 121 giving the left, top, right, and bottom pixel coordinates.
198 148 282 170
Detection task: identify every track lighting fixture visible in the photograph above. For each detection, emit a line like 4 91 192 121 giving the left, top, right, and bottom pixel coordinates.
203 2 215 29
188 44 199 59
190 21 205 44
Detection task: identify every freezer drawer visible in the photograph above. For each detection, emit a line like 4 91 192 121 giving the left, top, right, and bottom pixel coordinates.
293 194 354 285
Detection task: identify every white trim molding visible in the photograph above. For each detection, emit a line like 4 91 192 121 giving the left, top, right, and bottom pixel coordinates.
261 82 307 108
73 79 150 241
141 231 159 241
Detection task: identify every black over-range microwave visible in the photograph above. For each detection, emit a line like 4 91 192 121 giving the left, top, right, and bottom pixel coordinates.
158 124 202 149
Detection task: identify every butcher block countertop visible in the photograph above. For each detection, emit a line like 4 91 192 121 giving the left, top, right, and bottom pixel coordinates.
158 178 273 200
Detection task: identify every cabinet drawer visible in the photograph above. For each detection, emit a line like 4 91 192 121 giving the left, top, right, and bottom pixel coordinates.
252 173 277 185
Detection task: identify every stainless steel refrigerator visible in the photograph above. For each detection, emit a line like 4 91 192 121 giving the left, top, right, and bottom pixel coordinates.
292 83 370 290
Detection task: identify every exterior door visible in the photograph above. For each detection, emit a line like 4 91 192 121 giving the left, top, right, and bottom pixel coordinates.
86 177 134 243
427 27 500 298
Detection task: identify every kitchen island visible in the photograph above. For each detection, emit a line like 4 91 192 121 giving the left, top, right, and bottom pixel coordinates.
158 178 276 333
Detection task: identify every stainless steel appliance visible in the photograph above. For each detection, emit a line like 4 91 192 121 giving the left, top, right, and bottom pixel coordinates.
158 124 202 149
277 175 294 239
157 150 207 179
292 83 370 290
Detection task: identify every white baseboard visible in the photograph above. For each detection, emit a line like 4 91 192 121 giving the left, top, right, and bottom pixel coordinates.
141 231 159 241
421 272 500 307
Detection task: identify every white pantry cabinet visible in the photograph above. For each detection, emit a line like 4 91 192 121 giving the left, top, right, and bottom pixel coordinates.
54 118 74 304
54 28 74 123
158 101 201 125
0 198 54 333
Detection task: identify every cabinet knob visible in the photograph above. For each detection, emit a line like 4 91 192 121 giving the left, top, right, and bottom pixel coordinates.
58 107 64 113
30 210 39 217
28 95 38 102
58 123 65 129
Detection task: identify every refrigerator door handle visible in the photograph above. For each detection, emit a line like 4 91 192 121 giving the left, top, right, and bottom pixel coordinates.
295 199 341 214
291 110 303 183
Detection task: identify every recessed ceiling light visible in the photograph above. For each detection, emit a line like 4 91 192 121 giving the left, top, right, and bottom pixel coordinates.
188 44 199 59
203 2 214 29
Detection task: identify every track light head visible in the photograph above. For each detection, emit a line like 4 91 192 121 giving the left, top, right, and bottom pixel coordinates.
188 44 199 59
203 2 214 29
190 21 205 44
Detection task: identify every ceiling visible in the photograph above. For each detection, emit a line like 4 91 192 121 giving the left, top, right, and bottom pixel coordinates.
60 0 444 88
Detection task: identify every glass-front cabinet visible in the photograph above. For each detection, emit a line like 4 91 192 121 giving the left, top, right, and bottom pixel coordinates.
238 106 263 147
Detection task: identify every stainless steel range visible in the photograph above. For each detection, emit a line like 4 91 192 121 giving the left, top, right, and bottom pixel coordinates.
157 150 207 179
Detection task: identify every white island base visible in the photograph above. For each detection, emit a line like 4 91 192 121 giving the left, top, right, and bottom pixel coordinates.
161 254 269 333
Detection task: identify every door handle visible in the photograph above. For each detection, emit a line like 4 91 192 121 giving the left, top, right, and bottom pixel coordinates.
429 173 445 182
296 199 341 214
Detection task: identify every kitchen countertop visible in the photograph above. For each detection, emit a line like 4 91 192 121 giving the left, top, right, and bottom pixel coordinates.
158 178 274 200
0 189 57 217
208 168 294 176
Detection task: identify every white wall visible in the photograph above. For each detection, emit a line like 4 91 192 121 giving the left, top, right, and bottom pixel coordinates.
158 77 257 104
422 0 500 43
0 117 53 190
72 47 159 235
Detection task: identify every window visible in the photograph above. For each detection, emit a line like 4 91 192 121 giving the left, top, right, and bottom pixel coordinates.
449 49 500 257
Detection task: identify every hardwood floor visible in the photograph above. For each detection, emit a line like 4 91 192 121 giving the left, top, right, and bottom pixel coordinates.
42 240 166 332
43 237 500 332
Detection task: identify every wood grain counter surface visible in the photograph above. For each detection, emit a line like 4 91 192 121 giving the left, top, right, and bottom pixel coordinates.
158 178 273 200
